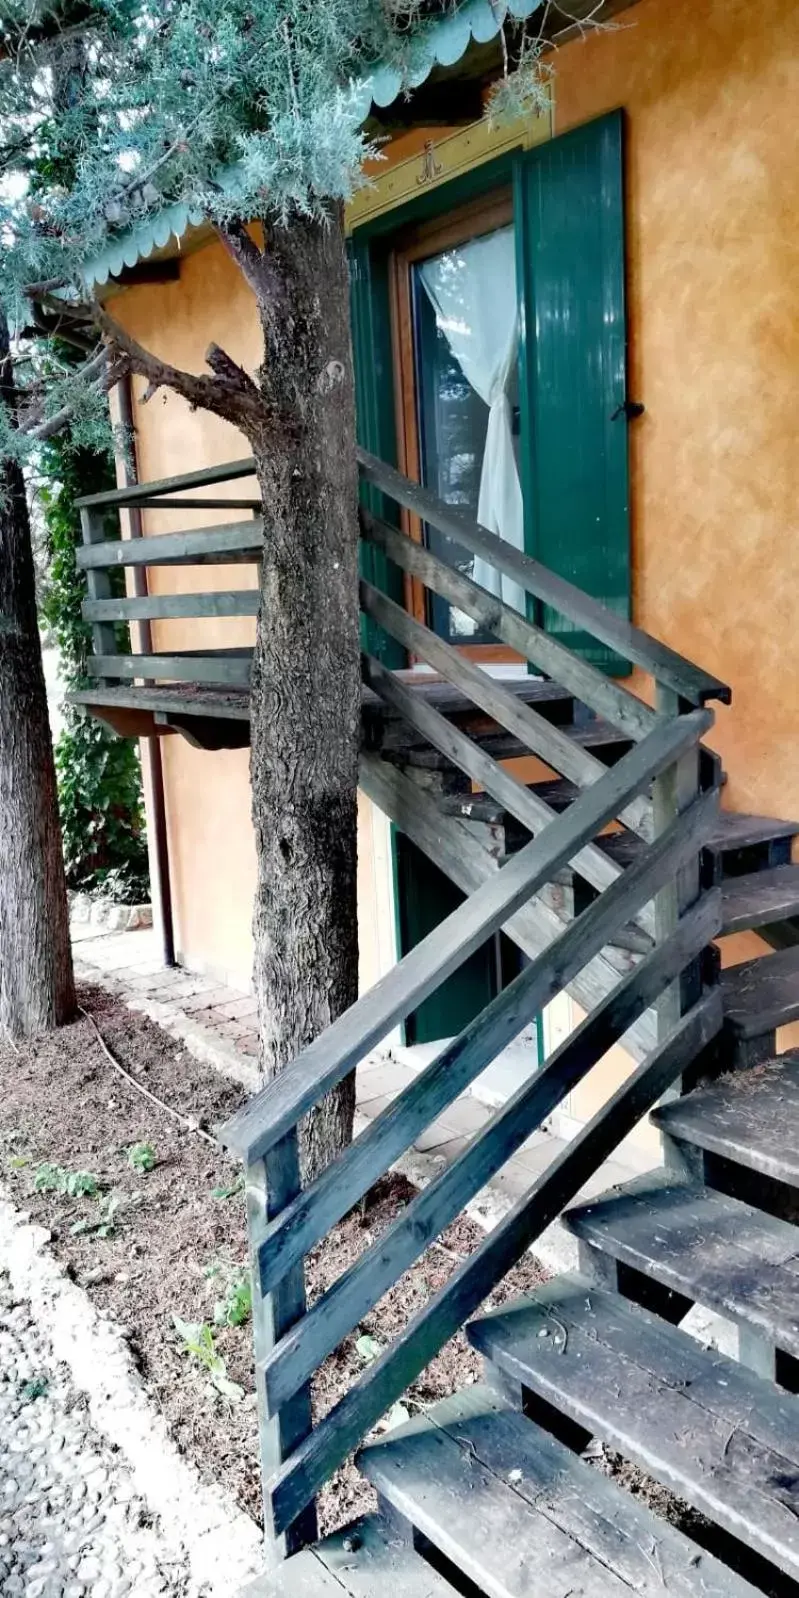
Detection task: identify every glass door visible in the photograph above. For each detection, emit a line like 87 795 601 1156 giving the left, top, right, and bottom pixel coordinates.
391 194 526 657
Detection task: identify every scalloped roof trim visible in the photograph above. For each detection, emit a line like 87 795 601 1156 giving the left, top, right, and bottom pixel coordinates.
83 0 541 288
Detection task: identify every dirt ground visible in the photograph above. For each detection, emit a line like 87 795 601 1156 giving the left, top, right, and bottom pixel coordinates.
0 987 549 1536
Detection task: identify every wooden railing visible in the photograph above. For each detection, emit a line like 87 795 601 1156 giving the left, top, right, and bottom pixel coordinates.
219 717 721 1550
73 450 731 1558
72 446 730 712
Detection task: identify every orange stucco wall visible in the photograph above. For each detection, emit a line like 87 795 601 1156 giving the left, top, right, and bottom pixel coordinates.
556 0 799 828
113 0 798 1025
114 245 261 981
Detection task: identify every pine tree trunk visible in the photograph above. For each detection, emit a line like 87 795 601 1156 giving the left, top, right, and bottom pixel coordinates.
249 209 360 1183
0 308 76 1036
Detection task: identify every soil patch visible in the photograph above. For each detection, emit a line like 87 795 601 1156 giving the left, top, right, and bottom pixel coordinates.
0 987 548 1536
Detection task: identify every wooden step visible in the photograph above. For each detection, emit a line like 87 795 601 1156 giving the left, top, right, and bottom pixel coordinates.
721 945 799 1037
721 865 799 935
467 1275 799 1582
599 812 799 875
438 777 579 825
365 676 576 756
358 1384 758 1598
566 1171 799 1357
247 1512 461 1597
367 674 574 721
705 812 799 878
382 720 633 771
652 1052 799 1187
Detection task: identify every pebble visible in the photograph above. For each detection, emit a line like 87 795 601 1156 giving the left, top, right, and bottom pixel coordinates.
0 1275 198 1597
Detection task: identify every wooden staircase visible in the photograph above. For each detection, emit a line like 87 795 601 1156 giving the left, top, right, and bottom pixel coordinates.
347 881 799 1598
69 450 799 1595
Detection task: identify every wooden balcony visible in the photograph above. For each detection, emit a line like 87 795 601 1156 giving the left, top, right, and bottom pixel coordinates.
72 448 730 753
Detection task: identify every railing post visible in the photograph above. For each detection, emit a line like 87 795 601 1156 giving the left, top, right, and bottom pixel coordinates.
653 686 712 1169
79 507 119 681
246 1133 317 1559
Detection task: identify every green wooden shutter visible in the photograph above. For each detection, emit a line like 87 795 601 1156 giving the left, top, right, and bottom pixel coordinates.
348 236 406 669
515 110 631 673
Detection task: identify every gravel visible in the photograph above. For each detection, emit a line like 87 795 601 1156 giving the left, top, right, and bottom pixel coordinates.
0 1272 206 1598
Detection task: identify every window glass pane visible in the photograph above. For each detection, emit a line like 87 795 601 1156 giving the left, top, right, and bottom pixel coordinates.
411 222 520 644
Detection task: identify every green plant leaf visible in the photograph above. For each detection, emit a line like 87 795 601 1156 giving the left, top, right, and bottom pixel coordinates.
211 1175 244 1201
127 1141 156 1173
355 1334 382 1365
20 1377 49 1403
213 1271 252 1328
35 1163 99 1198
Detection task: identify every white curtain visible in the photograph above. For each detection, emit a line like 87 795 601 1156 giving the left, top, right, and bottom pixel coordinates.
419 225 526 614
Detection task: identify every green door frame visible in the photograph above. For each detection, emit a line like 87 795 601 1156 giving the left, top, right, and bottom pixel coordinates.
351 114 631 1047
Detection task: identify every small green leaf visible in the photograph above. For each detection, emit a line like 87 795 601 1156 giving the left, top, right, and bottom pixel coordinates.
355 1334 383 1365
211 1174 244 1201
34 1163 100 1198
212 1372 245 1403
20 1376 48 1403
384 1402 410 1431
65 1170 100 1198
127 1142 156 1173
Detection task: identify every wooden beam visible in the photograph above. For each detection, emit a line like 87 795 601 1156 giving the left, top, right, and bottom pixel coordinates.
218 708 712 1164
70 684 251 721
76 520 263 568
78 703 171 740
83 590 259 623
87 650 252 687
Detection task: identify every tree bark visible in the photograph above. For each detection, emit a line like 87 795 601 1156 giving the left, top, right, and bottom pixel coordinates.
0 306 76 1036
248 209 361 1183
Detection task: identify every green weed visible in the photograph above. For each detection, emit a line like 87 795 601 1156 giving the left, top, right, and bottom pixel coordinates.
20 1376 48 1403
34 1163 100 1198
127 1141 156 1173
70 1193 120 1238
213 1271 252 1328
171 1316 243 1403
211 1174 244 1201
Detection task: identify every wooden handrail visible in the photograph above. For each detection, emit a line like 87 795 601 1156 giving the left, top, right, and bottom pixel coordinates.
358 448 730 708
75 455 257 510
255 804 718 1309
361 579 651 839
218 707 712 1165
361 509 657 744
74 446 730 710
262 881 719 1426
87 650 252 687
266 987 722 1539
